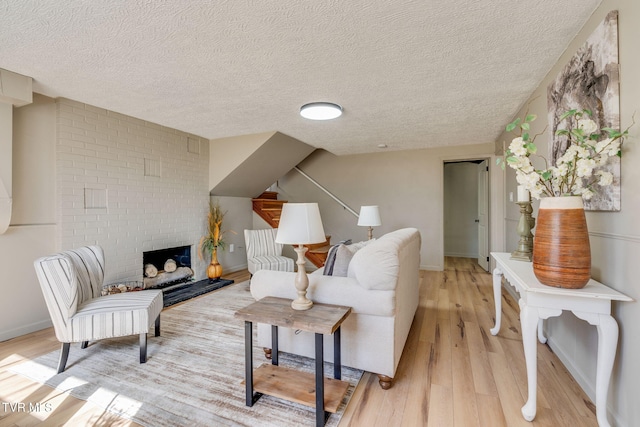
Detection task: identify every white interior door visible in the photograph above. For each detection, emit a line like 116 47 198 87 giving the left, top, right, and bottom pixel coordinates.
477 160 489 271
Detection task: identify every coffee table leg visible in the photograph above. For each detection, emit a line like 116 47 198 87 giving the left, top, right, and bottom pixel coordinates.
334 326 341 380
315 333 328 426
271 325 278 366
245 321 253 406
244 321 262 406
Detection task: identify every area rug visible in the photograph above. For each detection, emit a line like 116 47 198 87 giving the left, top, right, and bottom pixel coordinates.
161 278 234 307
10 281 362 427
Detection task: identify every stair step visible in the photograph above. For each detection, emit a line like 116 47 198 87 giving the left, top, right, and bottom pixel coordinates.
308 245 330 254
252 198 287 231
306 236 331 249
257 191 279 200
252 194 327 268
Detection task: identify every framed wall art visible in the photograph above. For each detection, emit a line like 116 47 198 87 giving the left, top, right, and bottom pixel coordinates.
547 10 620 211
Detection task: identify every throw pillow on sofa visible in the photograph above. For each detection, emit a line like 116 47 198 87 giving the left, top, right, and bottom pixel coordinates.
323 239 375 277
323 239 352 275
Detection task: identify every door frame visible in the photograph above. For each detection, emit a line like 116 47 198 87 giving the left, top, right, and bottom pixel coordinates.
439 153 505 272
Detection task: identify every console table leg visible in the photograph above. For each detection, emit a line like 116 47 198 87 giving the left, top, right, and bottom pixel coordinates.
520 303 539 421
595 315 618 427
537 319 547 344
490 267 503 335
571 311 618 427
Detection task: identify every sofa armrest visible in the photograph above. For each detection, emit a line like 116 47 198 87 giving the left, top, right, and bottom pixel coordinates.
250 269 395 317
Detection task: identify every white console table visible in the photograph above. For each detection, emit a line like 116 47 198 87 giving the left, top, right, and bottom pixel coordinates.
490 252 632 427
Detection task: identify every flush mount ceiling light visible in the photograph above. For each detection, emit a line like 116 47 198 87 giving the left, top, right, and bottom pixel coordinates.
300 102 343 120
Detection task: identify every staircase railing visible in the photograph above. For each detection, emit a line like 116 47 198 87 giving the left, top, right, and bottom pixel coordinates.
293 167 359 217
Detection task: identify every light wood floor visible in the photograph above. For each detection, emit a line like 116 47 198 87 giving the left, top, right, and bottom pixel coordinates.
0 259 597 426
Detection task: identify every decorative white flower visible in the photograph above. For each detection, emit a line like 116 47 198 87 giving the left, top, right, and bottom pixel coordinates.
516 171 540 188
606 140 620 157
509 137 527 156
508 156 533 173
581 188 594 200
577 146 590 159
530 184 545 199
500 108 632 200
576 158 596 178
553 163 568 178
577 118 598 134
595 138 613 152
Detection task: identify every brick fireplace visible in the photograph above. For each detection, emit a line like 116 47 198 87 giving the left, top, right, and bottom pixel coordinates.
55 98 209 284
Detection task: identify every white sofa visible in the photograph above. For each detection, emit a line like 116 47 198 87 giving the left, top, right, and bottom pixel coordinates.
250 227 421 389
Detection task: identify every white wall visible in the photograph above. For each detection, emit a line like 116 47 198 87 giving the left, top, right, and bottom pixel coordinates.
0 94 57 341
1 95 214 342
496 2 640 424
275 144 502 271
210 196 252 273
444 162 479 258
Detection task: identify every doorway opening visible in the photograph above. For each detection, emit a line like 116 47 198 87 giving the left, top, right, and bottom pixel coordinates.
443 158 490 271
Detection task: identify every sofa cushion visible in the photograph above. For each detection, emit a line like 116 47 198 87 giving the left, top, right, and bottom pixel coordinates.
348 234 405 291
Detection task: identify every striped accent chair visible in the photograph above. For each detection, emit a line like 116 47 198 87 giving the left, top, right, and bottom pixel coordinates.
33 246 163 373
244 229 294 275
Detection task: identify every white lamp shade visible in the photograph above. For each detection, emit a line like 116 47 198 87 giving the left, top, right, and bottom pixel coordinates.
275 203 326 245
357 205 382 227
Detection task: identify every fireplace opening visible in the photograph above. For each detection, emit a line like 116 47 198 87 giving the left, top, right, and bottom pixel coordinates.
143 245 194 289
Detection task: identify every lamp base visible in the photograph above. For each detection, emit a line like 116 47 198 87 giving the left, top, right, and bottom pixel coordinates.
291 298 313 310
291 244 313 311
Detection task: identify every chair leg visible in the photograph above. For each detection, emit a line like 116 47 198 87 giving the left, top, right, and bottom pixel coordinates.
57 343 70 374
140 333 147 363
155 314 161 337
81 341 89 349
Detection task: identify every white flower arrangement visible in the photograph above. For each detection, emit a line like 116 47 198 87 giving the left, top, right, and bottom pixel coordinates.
499 109 633 200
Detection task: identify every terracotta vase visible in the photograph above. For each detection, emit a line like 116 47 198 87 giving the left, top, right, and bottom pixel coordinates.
532 196 591 289
207 247 223 281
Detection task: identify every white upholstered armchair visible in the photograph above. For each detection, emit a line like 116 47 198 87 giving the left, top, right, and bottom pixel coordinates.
33 246 163 373
244 228 294 275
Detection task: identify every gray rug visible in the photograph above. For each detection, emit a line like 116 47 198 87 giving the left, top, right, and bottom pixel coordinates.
10 281 362 427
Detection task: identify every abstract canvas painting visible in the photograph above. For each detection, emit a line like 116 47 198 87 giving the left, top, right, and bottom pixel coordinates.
547 10 620 211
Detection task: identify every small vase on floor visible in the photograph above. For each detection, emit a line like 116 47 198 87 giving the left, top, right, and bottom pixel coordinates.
207 247 223 282
532 196 591 289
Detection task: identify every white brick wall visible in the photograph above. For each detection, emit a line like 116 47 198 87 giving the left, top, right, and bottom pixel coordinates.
56 98 210 284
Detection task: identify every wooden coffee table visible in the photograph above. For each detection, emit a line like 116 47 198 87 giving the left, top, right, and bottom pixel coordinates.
235 296 352 426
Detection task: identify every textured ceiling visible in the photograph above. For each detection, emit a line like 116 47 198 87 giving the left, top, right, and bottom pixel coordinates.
0 1 601 155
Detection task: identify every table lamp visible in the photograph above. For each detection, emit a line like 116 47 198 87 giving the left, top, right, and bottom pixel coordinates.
357 206 381 240
275 203 326 310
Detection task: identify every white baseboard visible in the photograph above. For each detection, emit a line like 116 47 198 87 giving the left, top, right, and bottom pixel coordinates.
444 252 477 258
224 263 248 275
421 264 442 271
0 318 52 343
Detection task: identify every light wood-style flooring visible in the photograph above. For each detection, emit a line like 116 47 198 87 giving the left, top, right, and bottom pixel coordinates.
0 259 597 426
